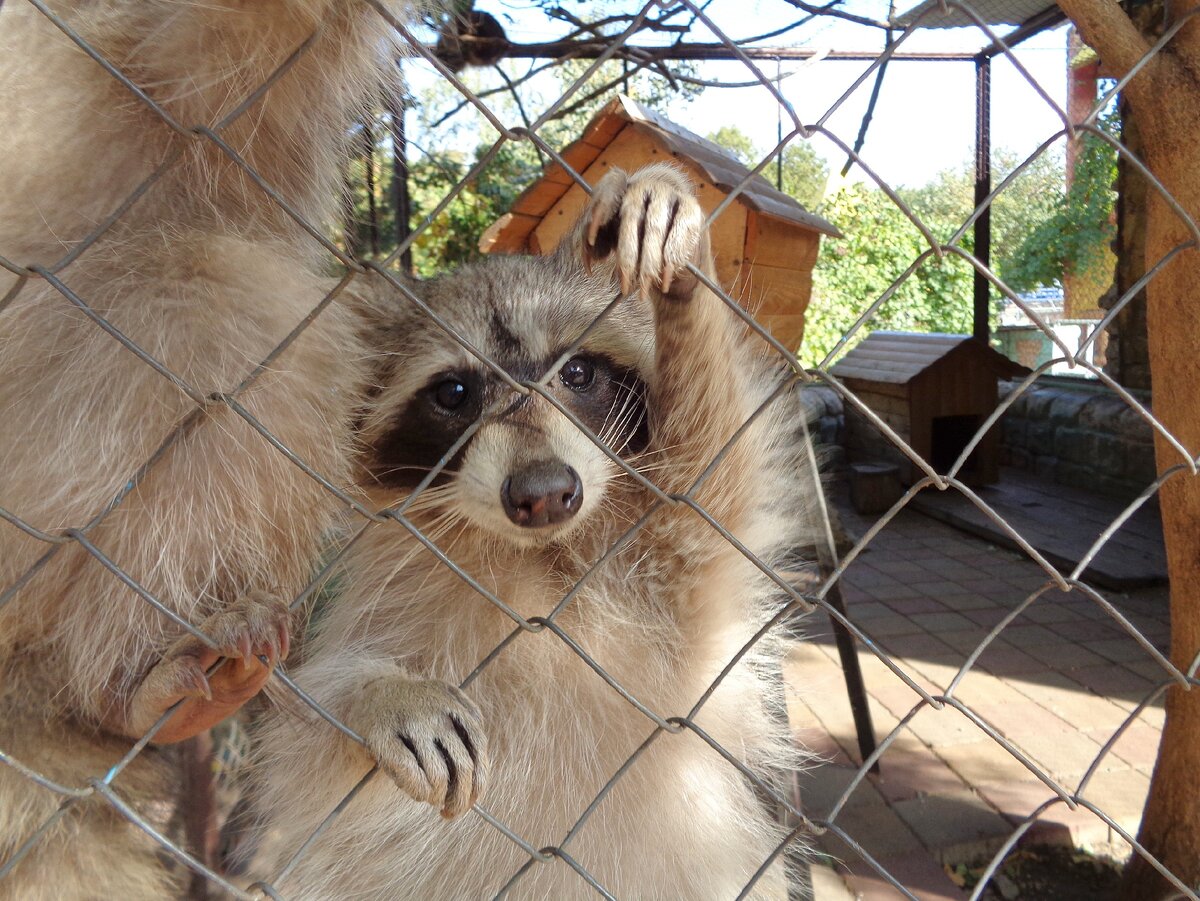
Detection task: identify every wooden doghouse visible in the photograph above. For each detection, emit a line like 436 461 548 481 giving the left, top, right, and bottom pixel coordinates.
479 95 840 350
830 332 1029 486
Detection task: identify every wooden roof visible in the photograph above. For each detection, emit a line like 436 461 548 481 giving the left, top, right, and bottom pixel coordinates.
480 94 840 254
829 331 1029 385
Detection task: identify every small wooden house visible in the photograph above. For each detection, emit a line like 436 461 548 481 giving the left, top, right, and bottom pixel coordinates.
479 95 840 350
830 332 1029 485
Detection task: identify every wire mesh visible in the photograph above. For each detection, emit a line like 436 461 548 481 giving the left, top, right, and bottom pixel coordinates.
0 0 1196 898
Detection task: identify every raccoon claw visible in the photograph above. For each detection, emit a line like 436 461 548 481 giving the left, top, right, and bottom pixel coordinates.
584 164 704 303
348 676 488 819
584 171 629 264
179 658 214 702
124 591 292 743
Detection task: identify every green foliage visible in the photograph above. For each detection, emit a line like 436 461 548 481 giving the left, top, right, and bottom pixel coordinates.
706 126 828 210
777 143 830 211
896 149 1065 280
406 141 540 277
1002 110 1118 293
802 128 1116 368
803 182 975 367
344 48 703 274
707 125 758 165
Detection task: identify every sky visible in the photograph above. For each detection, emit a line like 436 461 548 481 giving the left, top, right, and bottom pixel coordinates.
407 1 1074 191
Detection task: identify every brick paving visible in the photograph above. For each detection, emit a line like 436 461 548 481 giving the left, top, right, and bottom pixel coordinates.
787 499 1171 900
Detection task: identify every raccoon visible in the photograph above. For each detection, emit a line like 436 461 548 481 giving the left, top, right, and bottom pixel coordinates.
249 163 816 899
0 2 430 897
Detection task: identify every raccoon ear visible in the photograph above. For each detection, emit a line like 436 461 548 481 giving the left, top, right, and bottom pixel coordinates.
342 271 423 401
343 270 422 350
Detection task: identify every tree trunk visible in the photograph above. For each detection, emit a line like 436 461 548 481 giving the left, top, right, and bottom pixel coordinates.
1101 91 1152 390
1125 163 1200 901
1052 1 1200 897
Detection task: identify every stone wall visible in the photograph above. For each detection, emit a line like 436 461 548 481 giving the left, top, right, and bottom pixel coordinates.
803 384 846 466
802 379 1154 502
999 379 1157 500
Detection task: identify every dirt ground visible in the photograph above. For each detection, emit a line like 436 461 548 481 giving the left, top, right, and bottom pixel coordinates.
952 844 1126 901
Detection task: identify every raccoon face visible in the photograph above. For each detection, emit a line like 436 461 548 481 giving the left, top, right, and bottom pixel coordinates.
359 255 653 548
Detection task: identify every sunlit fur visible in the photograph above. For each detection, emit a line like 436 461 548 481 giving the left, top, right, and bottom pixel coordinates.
0 3 425 897
250 165 819 899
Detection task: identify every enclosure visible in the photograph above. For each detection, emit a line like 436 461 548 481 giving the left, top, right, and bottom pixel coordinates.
1 0 1198 899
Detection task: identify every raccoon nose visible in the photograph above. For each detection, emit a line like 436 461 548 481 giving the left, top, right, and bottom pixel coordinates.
501 460 583 528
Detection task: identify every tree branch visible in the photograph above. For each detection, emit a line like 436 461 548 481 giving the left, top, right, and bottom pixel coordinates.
779 0 891 30
1055 0 1155 86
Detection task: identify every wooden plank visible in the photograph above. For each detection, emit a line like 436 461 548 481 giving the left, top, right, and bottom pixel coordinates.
685 175 749 289
532 185 586 253
747 217 821 270
742 263 812 317
833 357 929 377
837 348 953 369
855 337 963 357
526 136 610 196
743 209 759 266
860 333 967 354
836 375 908 399
501 120 624 230
511 177 573 219
531 134 655 253
478 212 539 254
755 313 804 350
579 97 628 146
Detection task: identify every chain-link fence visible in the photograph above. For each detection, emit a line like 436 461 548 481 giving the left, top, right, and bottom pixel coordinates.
1 0 1197 898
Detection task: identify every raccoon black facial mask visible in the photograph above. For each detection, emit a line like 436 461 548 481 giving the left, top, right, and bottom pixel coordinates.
368 354 647 491
369 370 485 489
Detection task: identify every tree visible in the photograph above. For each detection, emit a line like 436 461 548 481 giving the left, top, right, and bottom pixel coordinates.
802 182 975 366
895 148 1081 295
1002 109 1119 295
343 47 704 273
406 142 541 276
707 125 758 166
707 125 829 210
1051 1 1200 896
777 143 830 211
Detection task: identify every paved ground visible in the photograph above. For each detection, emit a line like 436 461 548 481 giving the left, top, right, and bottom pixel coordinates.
910 467 1167 590
785 485 1171 900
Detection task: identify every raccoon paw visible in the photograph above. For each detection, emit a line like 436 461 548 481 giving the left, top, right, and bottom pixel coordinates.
126 591 291 742
584 163 704 302
348 676 488 819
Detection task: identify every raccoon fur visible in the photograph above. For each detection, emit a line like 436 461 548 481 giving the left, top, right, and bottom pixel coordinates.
0 2 430 897
249 164 817 899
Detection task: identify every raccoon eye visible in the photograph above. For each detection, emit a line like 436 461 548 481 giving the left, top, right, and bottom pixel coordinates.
559 357 595 391
433 378 469 411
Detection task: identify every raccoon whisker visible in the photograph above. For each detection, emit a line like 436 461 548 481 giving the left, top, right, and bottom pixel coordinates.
598 392 644 450
407 516 472 601
406 512 457 539
455 474 496 499
595 396 628 446
401 490 459 515
353 514 464 637
372 464 463 482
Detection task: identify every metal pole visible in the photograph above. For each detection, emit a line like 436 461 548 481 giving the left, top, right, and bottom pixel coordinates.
973 55 992 342
776 57 784 191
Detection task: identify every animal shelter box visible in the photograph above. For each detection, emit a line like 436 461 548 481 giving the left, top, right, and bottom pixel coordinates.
830 331 1029 485
479 94 840 350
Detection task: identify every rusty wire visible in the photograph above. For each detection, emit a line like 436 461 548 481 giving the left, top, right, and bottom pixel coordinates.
0 0 1197 899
